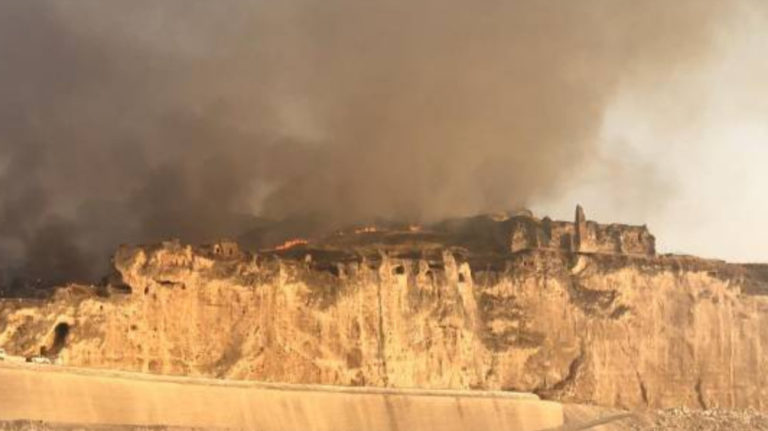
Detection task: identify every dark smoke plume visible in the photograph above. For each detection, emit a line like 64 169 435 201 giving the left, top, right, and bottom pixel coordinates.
0 1 741 290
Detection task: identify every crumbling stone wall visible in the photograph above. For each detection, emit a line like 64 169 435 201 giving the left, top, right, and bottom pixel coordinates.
208 241 242 259
505 206 655 256
583 223 655 255
508 218 543 252
542 219 576 251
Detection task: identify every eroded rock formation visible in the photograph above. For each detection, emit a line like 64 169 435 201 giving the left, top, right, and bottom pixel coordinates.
1 208 767 410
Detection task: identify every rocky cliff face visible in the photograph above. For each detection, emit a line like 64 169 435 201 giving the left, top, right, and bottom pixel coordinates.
1 210 767 410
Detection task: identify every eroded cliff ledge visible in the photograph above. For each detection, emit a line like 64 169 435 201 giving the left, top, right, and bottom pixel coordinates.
1 207 768 410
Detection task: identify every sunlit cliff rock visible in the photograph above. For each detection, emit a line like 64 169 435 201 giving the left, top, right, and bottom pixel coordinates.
1 207 767 410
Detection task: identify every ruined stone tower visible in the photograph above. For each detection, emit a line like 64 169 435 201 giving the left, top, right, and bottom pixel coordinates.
574 204 588 253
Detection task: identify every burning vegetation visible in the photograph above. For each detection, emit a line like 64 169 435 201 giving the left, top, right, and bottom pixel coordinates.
274 238 310 251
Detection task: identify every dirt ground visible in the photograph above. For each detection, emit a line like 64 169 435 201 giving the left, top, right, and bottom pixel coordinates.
565 405 768 430
627 408 768 431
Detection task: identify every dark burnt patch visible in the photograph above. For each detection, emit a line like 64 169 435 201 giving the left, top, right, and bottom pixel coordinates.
300 266 352 309
568 281 620 317
476 291 545 351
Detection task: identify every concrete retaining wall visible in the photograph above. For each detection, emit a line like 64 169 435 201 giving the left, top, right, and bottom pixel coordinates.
0 363 562 431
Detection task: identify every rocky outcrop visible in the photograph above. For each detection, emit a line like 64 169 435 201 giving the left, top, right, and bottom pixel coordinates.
0 211 766 411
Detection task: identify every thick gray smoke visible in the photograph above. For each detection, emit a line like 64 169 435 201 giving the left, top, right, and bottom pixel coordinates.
0 1 738 289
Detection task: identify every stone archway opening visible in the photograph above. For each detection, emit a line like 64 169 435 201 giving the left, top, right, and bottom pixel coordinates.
50 322 71 355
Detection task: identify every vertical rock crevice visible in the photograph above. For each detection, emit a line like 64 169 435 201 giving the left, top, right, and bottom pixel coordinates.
636 371 649 406
696 378 708 410
376 275 389 386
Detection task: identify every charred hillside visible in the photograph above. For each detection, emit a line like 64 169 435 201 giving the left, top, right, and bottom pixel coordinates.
1 207 768 410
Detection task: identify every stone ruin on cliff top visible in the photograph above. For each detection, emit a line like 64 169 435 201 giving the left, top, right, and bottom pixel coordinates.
507 205 655 256
202 205 656 260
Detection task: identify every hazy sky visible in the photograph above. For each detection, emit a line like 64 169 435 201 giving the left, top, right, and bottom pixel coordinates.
535 3 768 262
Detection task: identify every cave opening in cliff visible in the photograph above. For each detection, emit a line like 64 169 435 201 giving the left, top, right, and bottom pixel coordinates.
51 322 71 354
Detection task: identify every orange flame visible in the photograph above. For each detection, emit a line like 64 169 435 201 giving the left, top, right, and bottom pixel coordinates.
354 226 377 234
275 238 308 251
408 224 422 232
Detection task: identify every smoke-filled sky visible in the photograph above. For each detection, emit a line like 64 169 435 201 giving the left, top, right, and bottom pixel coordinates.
0 1 766 285
534 0 768 262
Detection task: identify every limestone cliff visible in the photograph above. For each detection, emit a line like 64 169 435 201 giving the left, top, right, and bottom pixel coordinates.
1 209 767 411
